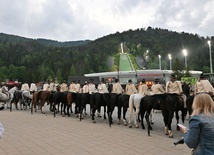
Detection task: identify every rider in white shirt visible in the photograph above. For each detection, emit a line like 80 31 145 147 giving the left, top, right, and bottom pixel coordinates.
30 83 37 92
195 73 214 95
21 83 30 91
97 79 109 94
89 79 96 94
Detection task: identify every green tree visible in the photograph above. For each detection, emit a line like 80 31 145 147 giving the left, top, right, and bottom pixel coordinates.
69 65 76 76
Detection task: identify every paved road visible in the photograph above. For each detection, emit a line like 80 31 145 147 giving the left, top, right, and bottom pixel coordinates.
0 105 192 155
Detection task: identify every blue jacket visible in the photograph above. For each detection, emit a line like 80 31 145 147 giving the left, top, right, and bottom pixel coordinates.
184 114 214 155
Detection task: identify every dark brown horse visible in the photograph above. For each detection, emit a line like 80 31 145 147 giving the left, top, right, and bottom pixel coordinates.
32 91 52 114
63 92 78 117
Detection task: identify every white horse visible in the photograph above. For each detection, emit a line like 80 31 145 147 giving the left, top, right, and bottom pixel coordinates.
0 86 18 109
128 93 144 128
22 90 33 109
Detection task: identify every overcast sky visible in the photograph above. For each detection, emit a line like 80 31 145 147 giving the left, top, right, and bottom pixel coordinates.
0 0 214 41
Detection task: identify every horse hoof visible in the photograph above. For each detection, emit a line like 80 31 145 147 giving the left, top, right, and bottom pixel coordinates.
117 121 120 125
169 135 174 138
129 124 132 128
92 120 96 123
150 122 154 125
135 124 139 128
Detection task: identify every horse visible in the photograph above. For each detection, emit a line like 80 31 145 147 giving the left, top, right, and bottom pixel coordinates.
90 93 108 123
79 93 91 120
12 90 32 111
182 82 190 98
186 95 195 119
117 94 130 126
128 93 144 128
107 93 120 127
13 90 23 110
32 91 52 114
140 94 166 136
162 93 185 138
0 86 17 111
52 91 63 117
21 90 33 109
64 92 78 117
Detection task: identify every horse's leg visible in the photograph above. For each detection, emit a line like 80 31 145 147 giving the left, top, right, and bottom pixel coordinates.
175 111 180 131
91 103 97 123
67 104 71 117
145 111 152 136
103 105 107 119
117 104 122 124
167 111 174 138
74 103 78 117
128 95 134 128
134 106 140 128
41 101 45 114
123 106 128 126
140 109 146 130
161 109 169 135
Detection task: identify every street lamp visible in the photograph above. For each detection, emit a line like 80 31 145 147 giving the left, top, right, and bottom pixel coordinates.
168 54 172 70
182 49 187 69
158 55 161 70
208 40 213 73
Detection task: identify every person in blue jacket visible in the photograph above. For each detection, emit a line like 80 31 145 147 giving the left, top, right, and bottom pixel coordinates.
180 93 214 155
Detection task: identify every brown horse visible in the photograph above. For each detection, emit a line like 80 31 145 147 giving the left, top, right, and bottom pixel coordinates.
61 91 79 116
32 91 52 114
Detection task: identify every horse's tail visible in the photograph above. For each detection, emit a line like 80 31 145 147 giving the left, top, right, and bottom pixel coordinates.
129 94 135 111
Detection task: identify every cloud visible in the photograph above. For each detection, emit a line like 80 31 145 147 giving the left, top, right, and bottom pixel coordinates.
0 0 213 41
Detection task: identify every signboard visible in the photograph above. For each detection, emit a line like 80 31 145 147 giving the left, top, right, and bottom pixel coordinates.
181 77 198 85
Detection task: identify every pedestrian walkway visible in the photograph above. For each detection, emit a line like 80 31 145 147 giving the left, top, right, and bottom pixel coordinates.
0 109 191 155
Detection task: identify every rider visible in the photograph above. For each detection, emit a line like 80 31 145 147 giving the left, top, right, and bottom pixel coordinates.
43 81 50 91
30 82 38 93
21 83 30 91
194 73 214 96
1 83 10 99
75 80 82 93
151 78 165 95
138 79 148 95
166 74 186 107
112 78 123 95
89 79 96 94
97 79 109 94
60 80 68 92
49 79 57 92
69 81 76 93
82 81 89 93
125 79 137 95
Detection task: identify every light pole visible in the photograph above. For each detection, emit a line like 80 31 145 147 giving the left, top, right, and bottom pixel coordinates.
168 54 172 70
208 40 213 73
158 55 161 70
182 49 187 69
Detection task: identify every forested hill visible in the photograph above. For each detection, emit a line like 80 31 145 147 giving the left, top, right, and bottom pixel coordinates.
0 33 90 47
0 27 213 84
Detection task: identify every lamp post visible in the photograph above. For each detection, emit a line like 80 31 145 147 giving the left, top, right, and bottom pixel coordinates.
208 40 213 73
168 54 172 70
182 49 187 69
158 55 161 70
